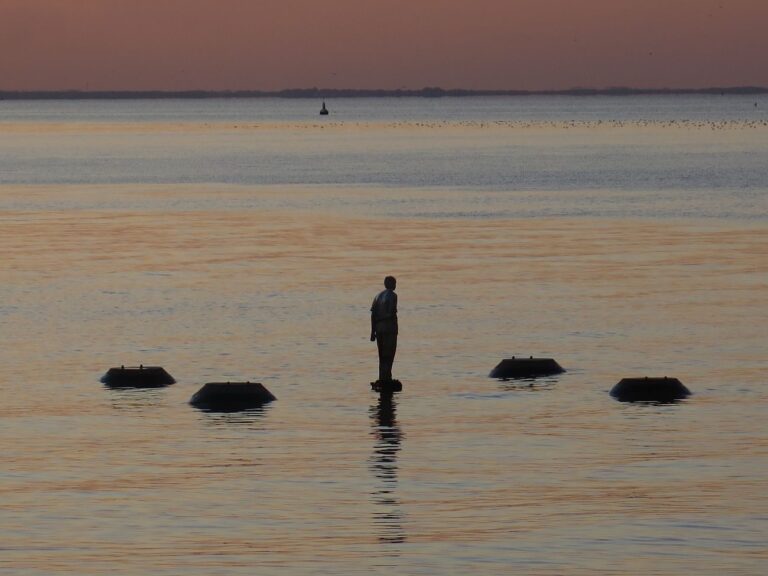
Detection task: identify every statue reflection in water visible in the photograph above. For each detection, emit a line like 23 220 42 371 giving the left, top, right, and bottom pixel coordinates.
369 391 406 547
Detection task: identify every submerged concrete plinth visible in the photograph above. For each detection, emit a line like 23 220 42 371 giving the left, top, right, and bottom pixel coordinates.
101 366 175 388
489 357 565 379
190 382 276 411
610 377 691 403
371 380 403 393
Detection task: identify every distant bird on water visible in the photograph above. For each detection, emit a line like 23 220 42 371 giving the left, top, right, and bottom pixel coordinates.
320 101 329 115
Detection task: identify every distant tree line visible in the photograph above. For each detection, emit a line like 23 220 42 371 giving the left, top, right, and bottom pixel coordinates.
0 86 766 100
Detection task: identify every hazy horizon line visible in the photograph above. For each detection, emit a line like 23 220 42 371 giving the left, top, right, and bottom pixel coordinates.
2 86 767 100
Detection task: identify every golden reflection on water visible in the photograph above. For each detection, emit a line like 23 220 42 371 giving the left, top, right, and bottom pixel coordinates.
0 193 767 574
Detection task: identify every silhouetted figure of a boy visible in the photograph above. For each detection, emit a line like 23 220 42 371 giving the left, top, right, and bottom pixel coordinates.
371 276 398 383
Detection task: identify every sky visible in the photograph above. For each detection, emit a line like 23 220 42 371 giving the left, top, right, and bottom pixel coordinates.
1 0 767 91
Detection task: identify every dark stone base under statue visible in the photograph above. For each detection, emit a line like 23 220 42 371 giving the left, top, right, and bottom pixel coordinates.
489 357 565 379
371 380 403 393
610 377 691 402
190 382 276 411
101 366 176 388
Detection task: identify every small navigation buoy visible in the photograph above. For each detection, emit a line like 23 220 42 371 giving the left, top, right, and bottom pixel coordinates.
489 357 565 379
371 380 403 393
610 377 691 403
101 365 176 388
190 382 276 411
319 101 329 115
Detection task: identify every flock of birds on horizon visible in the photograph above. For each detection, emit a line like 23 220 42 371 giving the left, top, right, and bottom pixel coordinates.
219 118 768 131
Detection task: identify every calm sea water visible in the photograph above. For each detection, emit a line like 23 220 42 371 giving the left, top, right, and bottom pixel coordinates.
1 96 767 575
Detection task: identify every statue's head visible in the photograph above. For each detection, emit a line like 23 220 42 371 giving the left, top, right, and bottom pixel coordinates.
384 276 397 290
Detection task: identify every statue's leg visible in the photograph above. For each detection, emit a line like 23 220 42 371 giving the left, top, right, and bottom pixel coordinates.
377 336 387 382
382 354 392 382
390 335 397 377
378 333 396 382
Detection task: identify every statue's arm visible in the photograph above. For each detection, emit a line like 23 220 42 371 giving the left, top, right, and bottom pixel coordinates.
370 301 377 341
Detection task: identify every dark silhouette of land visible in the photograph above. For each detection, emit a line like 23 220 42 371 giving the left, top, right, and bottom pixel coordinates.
1 86 766 100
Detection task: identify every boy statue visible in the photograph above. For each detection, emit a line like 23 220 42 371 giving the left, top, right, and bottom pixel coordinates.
370 276 398 383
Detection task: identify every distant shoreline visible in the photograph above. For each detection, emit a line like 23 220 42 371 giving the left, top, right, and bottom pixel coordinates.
1 86 767 100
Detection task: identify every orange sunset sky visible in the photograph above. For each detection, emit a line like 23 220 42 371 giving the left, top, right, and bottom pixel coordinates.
1 0 766 91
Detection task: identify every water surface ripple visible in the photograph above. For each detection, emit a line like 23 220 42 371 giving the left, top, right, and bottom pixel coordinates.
0 97 766 575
